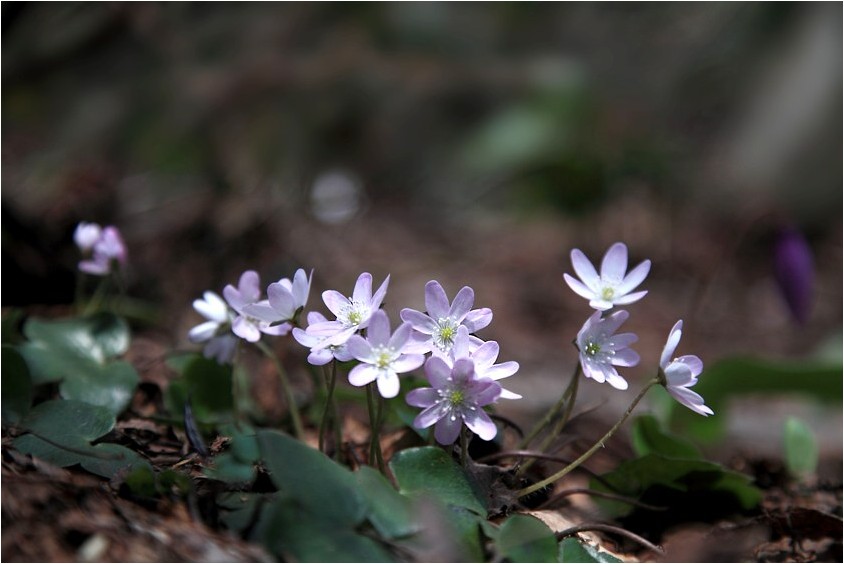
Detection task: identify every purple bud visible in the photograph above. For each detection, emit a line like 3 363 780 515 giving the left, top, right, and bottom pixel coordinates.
773 227 814 325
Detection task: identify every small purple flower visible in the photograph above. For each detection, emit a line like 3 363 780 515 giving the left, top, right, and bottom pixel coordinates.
74 222 102 251
660 320 712 416
564 242 650 311
576 310 639 390
243 268 313 327
78 225 128 276
345 310 425 398
407 356 502 445
223 271 290 342
446 325 521 399
400 280 492 356
306 272 390 348
773 227 814 325
293 312 355 366
188 291 237 364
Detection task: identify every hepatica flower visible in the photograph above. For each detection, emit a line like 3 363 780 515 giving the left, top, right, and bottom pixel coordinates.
188 291 237 364
446 325 521 399
307 272 390 348
400 280 492 356
224 270 290 342
293 312 354 366
346 310 425 398
407 356 502 445
660 320 712 416
576 310 639 390
77 224 128 276
243 268 312 328
564 242 650 311
773 227 814 325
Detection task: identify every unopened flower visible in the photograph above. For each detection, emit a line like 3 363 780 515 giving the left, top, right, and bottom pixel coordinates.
773 227 814 325
243 268 312 327
224 270 290 342
78 226 128 276
660 320 712 416
564 242 650 311
346 310 425 398
292 311 354 365
407 356 501 445
188 291 237 364
400 280 492 356
446 325 521 399
306 272 390 348
576 310 639 390
74 222 102 251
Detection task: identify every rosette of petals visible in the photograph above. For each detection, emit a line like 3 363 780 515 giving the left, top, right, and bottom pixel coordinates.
306 272 390 348
660 320 713 416
576 310 639 390
406 356 502 445
243 268 312 328
188 291 237 364
293 311 355 366
78 226 128 276
74 222 102 251
400 280 492 356
345 310 424 398
564 242 650 311
223 270 290 342
445 325 521 399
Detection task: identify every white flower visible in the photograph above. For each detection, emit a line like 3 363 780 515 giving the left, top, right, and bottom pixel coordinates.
243 268 312 326
576 310 639 390
78 225 128 276
223 270 291 342
306 272 390 349
564 242 650 311
345 310 425 398
292 312 355 366
74 222 102 251
188 291 237 364
660 320 713 416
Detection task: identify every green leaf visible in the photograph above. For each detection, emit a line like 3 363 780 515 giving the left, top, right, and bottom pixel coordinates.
356 466 418 539
591 453 762 518
23 313 129 367
79 443 148 479
257 429 365 527
496 514 557 563
784 417 819 478
390 446 486 515
205 452 256 484
59 360 138 415
631 415 701 459
21 399 115 441
558 537 622 563
12 434 146 478
164 355 233 422
2 346 32 424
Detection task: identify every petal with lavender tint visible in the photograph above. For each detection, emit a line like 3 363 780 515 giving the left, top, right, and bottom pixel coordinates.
189 321 219 343
370 274 390 309
307 349 333 366
610 348 640 367
322 290 350 319
424 356 452 389
463 308 492 332
564 274 597 300
660 321 683 368
434 414 462 445
612 290 648 306
352 272 373 303
349 364 379 387
484 361 519 380
367 310 391 347
400 309 437 334
571 249 601 291
604 371 629 391
261 322 292 337
463 409 497 441
376 371 401 398
292 269 312 308
473 380 502 406
232 317 261 342
388 321 413 351
406 388 439 408
424 281 450 319
448 286 475 320
616 260 651 294
238 271 262 303
346 335 372 362
414 402 449 428
675 355 703 377
242 302 279 323
268 283 296 319
470 341 499 369
601 309 630 335
600 243 628 282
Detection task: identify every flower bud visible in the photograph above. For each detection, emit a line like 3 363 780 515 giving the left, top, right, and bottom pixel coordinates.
773 227 814 325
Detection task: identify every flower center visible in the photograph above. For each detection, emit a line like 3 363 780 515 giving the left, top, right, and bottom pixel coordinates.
341 300 368 327
601 286 615 300
585 341 601 356
447 389 465 407
373 346 393 369
433 317 459 351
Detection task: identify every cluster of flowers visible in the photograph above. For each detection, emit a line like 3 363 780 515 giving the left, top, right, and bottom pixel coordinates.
74 222 128 276
190 271 521 445
186 241 712 447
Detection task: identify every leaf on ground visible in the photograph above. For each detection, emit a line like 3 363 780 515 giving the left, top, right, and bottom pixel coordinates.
356 465 418 539
2 345 32 424
558 537 623 563
495 514 557 563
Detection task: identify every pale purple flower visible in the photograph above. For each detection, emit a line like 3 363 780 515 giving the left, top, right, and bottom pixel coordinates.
400 280 492 356
74 222 102 251
293 312 355 366
407 356 501 445
188 291 237 364
773 227 814 325
576 310 639 391
564 242 650 311
346 310 425 398
660 320 712 416
78 225 128 276
445 325 521 400
306 272 390 348
242 268 313 327
223 270 290 342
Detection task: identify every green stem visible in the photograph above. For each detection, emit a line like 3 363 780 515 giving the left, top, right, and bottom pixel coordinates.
460 428 470 468
374 394 386 474
516 377 661 499
366 384 378 466
255 340 304 440
319 361 338 453
519 363 582 450
83 274 111 316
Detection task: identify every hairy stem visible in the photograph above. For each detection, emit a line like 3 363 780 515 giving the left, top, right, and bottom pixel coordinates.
318 361 338 453
255 340 304 440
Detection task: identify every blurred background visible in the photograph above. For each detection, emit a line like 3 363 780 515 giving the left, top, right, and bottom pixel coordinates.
2 3 841 467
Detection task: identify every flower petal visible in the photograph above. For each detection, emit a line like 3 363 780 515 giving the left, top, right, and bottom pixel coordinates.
370 274 390 309
352 272 373 303
434 414 462 445
268 283 296 320
600 243 628 283
424 356 452 389
292 268 312 308
399 309 436 333
238 270 262 303
414 402 448 429
676 354 703 377
470 341 499 369
376 371 401 398
387 321 413 351
571 248 601 292
448 286 475 321
601 309 630 335
472 380 502 406
610 348 640 367
463 409 497 441
189 321 220 343
242 302 280 323
346 335 372 361
322 290 350 318
406 388 439 408
612 290 648 306
307 349 333 366
367 310 391 347
564 274 597 300
660 320 684 368
605 370 629 390
616 260 651 295
392 354 425 373
499 388 523 400
232 317 261 342
483 361 519 380
348 364 379 387
463 308 492 333
424 280 450 319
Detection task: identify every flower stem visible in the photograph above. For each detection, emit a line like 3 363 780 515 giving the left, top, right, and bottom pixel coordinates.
516 376 661 499
366 384 386 472
519 362 582 450
255 340 304 440
460 428 470 468
319 361 339 453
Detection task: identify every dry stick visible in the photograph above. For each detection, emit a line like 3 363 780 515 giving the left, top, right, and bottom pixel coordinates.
538 487 667 512
516 377 661 499
555 523 664 556
255 340 304 440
